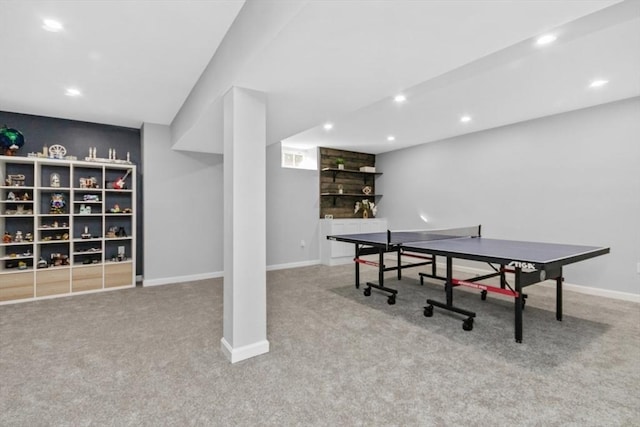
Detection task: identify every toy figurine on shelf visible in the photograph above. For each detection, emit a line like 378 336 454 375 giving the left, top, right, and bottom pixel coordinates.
14 231 23 242
50 193 66 214
50 173 61 188
110 204 121 213
50 253 69 267
6 174 25 186
106 227 117 238
25 232 33 242
2 231 12 243
7 191 16 201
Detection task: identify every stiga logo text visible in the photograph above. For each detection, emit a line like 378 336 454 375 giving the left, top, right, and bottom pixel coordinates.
508 261 536 270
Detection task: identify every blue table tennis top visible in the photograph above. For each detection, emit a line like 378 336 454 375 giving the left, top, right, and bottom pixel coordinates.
328 232 609 268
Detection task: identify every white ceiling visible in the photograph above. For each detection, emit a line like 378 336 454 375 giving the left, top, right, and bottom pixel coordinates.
0 0 245 128
1 1 638 155
276 0 640 153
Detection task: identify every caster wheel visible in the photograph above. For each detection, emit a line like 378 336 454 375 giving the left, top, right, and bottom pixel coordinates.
364 287 371 297
462 318 474 331
481 290 487 301
522 296 527 310
423 305 434 317
355 283 360 289
387 295 396 305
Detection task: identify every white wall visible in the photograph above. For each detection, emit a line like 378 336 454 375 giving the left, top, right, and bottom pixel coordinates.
266 143 320 268
376 97 640 295
141 123 224 284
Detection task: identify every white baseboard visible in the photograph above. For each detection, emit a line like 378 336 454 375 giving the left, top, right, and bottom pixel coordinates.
141 259 321 286
538 281 640 303
436 262 640 303
142 271 223 287
267 259 320 271
220 337 270 363
324 256 355 266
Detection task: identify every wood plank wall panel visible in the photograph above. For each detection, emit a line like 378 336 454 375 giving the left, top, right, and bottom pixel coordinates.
319 147 377 219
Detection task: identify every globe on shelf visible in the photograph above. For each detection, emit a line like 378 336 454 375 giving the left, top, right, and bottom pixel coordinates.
0 125 25 156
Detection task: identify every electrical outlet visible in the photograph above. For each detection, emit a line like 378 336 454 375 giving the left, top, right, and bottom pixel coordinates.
300 240 306 248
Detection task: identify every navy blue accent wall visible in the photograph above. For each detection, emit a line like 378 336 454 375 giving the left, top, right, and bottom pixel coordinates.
0 111 143 277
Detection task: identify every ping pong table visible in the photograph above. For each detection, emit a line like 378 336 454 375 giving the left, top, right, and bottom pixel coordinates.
327 225 609 343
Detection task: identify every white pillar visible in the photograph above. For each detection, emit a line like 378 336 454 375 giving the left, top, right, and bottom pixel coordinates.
220 87 269 363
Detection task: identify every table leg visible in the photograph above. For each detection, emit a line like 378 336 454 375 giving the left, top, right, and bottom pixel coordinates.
446 256 453 305
425 256 475 329
432 255 437 277
556 273 563 321
354 245 360 289
379 248 385 287
515 267 523 343
364 247 397 304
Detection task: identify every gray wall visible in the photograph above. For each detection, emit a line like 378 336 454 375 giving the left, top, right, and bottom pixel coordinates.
0 110 143 274
141 123 224 283
376 97 640 295
266 143 320 268
141 133 320 283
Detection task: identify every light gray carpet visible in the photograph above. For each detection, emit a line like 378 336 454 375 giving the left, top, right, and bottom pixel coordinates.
1 264 638 426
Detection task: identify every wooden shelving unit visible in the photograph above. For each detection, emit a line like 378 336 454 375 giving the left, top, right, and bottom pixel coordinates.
319 148 382 218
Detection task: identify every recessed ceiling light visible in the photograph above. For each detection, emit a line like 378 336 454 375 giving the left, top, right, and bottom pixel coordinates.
536 34 557 46
394 94 406 103
387 135 395 142
589 79 608 88
65 88 82 97
460 115 472 123
43 19 64 32
323 122 333 131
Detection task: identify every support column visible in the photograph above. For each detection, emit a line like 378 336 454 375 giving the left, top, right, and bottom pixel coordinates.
220 87 269 363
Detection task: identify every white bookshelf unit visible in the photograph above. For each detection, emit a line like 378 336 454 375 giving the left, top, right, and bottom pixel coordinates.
0 156 136 303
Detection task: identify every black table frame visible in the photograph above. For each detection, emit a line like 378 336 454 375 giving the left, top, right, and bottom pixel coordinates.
331 232 609 343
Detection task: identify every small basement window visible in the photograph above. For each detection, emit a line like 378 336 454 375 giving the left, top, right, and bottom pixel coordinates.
281 144 317 170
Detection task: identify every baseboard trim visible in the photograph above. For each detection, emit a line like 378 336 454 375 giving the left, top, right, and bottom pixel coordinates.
220 337 270 363
143 261 321 286
267 259 320 271
437 262 640 303
142 271 223 287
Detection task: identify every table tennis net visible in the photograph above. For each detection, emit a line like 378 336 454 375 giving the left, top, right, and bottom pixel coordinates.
387 225 481 245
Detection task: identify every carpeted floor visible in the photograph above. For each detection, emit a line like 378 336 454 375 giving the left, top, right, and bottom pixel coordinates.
1 263 638 426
